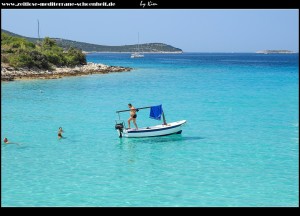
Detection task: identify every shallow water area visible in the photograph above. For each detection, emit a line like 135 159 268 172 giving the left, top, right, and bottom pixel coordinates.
2 53 298 206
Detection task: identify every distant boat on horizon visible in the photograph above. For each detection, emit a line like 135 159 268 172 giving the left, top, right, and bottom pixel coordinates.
131 33 144 58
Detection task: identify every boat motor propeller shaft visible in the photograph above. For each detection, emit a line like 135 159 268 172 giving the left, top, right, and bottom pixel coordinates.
115 123 124 138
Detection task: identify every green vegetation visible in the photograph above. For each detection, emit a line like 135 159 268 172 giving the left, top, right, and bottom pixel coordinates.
1 32 86 70
54 40 183 53
2 29 183 53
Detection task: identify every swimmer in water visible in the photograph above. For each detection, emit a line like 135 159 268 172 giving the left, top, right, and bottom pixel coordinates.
58 127 64 139
3 137 20 145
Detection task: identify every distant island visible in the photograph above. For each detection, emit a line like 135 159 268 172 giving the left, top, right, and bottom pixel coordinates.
2 29 183 53
256 50 296 54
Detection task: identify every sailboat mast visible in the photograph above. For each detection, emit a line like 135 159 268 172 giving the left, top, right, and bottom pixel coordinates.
138 32 139 52
37 19 40 40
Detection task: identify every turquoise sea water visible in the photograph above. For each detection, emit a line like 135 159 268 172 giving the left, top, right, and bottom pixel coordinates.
1 53 298 207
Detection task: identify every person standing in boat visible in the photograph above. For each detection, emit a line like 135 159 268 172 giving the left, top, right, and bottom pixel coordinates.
128 103 138 130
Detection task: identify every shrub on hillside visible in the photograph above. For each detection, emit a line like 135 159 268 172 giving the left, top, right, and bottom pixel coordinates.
2 33 87 70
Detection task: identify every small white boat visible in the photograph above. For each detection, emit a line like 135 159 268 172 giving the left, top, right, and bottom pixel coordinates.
131 33 144 58
116 120 186 138
115 105 186 138
131 52 144 58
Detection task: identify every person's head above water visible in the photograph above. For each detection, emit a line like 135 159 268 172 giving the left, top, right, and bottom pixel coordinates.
4 138 8 143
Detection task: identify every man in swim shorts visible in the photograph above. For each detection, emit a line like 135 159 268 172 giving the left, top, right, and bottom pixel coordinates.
127 103 138 130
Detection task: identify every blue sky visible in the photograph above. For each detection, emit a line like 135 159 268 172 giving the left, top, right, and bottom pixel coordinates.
2 9 298 52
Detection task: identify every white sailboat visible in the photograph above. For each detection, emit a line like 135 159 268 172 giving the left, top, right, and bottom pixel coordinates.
131 33 144 58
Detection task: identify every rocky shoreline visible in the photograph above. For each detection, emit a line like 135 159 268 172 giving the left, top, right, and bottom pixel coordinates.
1 63 132 81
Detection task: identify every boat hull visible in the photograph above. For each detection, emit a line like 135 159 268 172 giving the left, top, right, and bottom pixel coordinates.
120 120 186 138
131 53 144 58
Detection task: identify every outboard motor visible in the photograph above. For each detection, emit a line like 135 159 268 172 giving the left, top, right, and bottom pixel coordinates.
115 122 124 138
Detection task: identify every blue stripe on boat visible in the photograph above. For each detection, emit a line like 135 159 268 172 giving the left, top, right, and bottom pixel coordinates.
129 130 182 138
127 124 182 133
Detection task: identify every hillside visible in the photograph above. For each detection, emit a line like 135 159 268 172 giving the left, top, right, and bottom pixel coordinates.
1 32 132 81
2 29 183 53
1 32 86 70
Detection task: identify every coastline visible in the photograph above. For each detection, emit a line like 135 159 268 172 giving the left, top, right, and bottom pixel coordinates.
1 63 132 81
83 51 183 54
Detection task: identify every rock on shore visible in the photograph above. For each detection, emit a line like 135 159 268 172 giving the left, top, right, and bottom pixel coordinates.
1 63 132 81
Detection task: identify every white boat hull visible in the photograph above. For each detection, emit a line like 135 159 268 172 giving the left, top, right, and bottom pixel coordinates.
131 53 144 58
118 120 186 138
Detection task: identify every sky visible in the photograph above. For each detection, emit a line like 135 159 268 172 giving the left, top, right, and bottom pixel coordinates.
1 9 299 52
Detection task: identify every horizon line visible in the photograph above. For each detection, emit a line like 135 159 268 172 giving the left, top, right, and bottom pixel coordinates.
2 29 298 54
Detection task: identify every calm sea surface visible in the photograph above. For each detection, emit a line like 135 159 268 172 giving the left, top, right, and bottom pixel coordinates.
1 53 299 206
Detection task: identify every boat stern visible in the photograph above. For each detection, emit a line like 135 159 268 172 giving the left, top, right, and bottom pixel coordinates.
115 120 125 138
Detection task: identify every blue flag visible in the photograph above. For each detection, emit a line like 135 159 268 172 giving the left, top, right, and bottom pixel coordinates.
149 105 163 120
